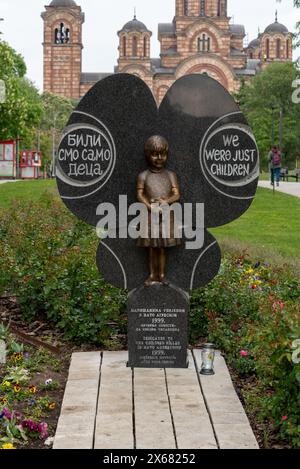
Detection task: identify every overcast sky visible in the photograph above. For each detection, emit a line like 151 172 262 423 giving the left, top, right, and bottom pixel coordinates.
0 0 299 92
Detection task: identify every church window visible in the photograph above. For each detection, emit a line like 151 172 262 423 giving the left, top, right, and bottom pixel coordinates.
249 52 253 59
54 22 70 44
276 38 281 59
184 0 188 16
266 39 270 59
286 39 289 59
122 37 127 57
144 37 147 57
132 36 138 56
200 0 206 16
198 34 211 52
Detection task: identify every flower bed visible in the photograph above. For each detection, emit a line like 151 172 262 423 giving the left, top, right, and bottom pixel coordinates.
0 326 68 449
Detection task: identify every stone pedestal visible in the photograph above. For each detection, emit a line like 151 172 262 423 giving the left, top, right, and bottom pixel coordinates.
127 284 189 368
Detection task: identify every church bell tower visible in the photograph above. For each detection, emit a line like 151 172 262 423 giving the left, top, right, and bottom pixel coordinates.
41 0 84 99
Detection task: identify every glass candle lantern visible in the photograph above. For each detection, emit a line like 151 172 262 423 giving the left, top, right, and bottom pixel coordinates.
200 343 215 375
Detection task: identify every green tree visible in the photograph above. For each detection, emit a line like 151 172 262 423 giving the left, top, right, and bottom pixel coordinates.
238 62 300 169
40 92 76 131
36 92 76 171
0 41 42 141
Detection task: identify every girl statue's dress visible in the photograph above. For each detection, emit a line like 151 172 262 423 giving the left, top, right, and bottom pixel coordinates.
137 167 181 248
136 135 181 285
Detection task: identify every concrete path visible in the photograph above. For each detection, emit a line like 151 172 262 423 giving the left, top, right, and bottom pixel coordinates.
53 351 258 450
0 179 22 185
259 181 300 198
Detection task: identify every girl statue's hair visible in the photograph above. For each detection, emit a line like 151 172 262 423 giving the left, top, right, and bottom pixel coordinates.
144 135 169 160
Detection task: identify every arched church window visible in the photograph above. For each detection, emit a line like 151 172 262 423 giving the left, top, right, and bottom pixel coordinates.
54 22 70 44
249 52 253 59
198 34 211 52
143 37 147 57
122 37 127 57
266 39 270 59
184 0 189 16
286 39 289 59
132 36 138 56
276 38 281 59
200 0 206 16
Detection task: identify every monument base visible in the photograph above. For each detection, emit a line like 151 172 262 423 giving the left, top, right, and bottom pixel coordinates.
127 283 189 368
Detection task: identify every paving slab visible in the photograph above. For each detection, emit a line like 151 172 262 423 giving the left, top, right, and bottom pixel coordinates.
166 351 217 449
53 353 101 449
53 350 258 450
193 349 259 449
94 351 133 449
134 367 176 449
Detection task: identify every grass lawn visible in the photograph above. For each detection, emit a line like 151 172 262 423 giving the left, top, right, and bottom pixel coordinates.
0 180 299 267
0 180 57 208
259 171 270 181
212 187 300 265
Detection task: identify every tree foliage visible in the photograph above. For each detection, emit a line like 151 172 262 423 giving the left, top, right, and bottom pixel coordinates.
33 92 76 169
238 62 300 168
40 92 76 132
0 41 42 141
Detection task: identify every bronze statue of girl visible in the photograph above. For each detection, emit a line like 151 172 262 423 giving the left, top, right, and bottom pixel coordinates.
137 135 181 286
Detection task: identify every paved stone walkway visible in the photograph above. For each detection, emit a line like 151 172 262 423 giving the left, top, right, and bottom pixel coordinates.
259 181 300 198
53 351 258 450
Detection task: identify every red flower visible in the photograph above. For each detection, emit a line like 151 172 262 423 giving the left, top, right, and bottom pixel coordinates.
240 350 248 357
282 416 288 422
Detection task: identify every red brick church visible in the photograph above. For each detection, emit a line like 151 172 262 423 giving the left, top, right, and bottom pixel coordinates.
41 0 292 102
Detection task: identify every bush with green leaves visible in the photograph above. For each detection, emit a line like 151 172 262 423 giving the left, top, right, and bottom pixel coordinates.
191 254 300 448
0 193 127 345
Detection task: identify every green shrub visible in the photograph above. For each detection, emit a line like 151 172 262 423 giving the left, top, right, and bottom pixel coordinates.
191 254 300 448
0 193 127 345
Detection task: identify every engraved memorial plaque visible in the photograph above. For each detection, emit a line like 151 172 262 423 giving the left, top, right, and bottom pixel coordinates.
128 284 188 368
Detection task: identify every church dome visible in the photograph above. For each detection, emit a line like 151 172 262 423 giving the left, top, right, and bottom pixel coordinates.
121 16 149 33
50 0 77 7
264 21 288 34
248 38 260 48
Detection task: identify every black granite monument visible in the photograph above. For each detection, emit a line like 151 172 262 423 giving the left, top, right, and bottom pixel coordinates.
56 74 259 368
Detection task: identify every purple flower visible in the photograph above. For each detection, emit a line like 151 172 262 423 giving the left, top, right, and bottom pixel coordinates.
22 419 39 433
38 422 48 439
30 422 38 432
2 408 11 420
13 411 23 421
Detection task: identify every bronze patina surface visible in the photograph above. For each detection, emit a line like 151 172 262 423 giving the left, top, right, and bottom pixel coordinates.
137 135 181 286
